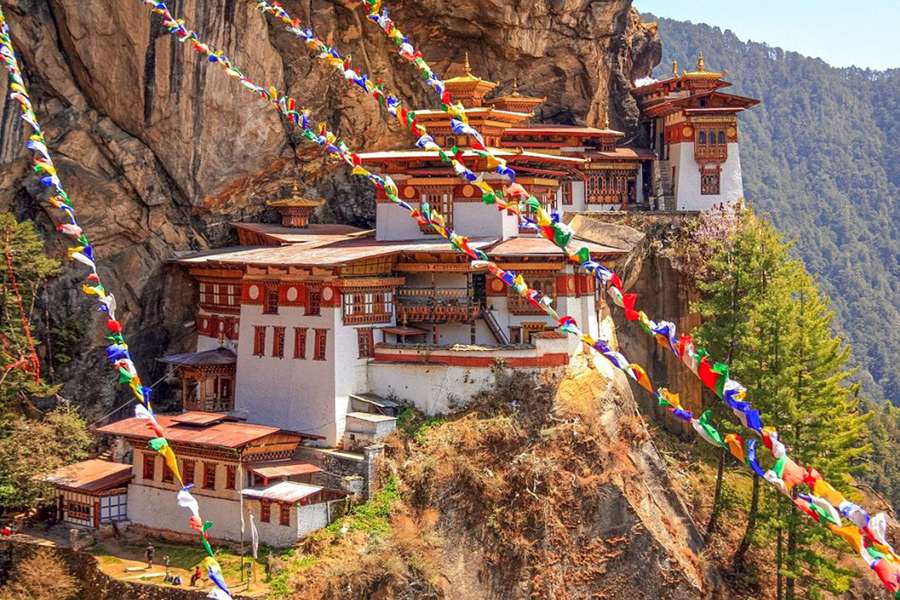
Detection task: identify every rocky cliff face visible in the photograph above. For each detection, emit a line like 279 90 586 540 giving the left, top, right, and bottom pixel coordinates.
0 0 659 414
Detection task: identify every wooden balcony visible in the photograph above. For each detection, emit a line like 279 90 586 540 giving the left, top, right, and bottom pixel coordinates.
397 287 481 323
507 294 553 316
694 144 728 161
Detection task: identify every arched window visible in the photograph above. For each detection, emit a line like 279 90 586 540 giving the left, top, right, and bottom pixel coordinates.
698 131 707 145
718 130 726 145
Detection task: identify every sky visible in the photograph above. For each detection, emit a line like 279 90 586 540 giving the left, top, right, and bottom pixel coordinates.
635 0 899 71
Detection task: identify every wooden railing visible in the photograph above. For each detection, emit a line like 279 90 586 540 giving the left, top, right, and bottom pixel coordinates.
507 294 553 315
397 287 481 322
694 144 728 161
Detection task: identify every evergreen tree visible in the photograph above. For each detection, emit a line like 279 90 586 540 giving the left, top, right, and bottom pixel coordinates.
0 214 91 510
774 272 870 599
0 212 60 412
695 209 791 541
696 210 872 596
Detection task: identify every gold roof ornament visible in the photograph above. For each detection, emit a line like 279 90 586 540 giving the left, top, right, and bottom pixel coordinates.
601 110 610 130
672 60 678 77
681 50 725 80
266 183 324 209
444 52 499 107
485 76 546 114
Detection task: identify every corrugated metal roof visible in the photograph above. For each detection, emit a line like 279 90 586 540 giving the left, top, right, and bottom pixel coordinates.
97 413 296 449
356 148 584 165
170 412 227 426
177 237 496 268
157 348 236 367
232 222 370 244
486 236 625 257
590 148 657 161
241 481 323 504
41 459 133 493
504 125 623 137
347 412 397 424
248 461 322 479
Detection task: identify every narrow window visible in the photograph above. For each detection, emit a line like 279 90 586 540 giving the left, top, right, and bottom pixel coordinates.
293 328 308 359
182 460 195 486
562 181 573 205
357 329 375 359
264 285 279 315
203 463 217 490
314 329 328 361
700 168 721 195
142 453 155 481
162 461 174 484
509 327 522 344
225 465 236 490
698 131 707 145
253 326 266 357
260 500 271 523
272 326 286 359
279 503 291 526
307 288 321 316
718 130 726 145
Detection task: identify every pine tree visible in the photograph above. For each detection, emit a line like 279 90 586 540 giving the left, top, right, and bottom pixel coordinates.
695 209 792 541
774 271 870 599
0 212 60 413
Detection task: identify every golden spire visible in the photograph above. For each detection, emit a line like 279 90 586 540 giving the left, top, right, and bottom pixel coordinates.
602 110 610 130
697 51 705 72
463 52 472 76
672 60 678 77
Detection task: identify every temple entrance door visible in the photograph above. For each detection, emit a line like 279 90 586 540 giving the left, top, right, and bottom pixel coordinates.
472 274 486 306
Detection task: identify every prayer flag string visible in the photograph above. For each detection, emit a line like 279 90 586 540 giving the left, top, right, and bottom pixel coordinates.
0 7 231 598
139 2 898 590
351 4 900 588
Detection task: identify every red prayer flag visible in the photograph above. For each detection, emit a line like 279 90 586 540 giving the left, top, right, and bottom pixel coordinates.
622 293 639 321
698 356 721 392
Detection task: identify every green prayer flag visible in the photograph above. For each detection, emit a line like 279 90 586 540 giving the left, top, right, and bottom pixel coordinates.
712 362 730 398
117 367 134 385
772 455 787 478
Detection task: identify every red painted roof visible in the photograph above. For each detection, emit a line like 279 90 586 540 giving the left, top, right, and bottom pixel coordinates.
590 147 657 161
503 125 624 138
249 461 322 479
486 236 625 257
177 237 495 268
41 459 133 493
97 413 298 449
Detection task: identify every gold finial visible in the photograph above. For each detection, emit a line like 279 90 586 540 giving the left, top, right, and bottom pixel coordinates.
697 51 705 72
290 182 301 198
672 60 678 77
512 77 519 93
602 110 610 130
463 52 472 76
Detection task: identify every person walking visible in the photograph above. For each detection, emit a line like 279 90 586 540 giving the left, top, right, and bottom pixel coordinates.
144 543 155 568
190 565 202 587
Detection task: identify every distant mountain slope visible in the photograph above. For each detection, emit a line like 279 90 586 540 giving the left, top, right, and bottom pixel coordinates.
642 13 899 405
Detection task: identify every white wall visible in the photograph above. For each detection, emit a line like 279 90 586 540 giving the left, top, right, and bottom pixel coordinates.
235 305 340 444
454 203 515 239
672 142 744 211
128 483 252 542
297 502 329 538
376 202 518 241
376 203 424 241
369 337 570 415
369 362 496 415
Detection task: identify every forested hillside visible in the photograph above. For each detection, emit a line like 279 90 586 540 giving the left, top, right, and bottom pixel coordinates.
642 13 899 406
